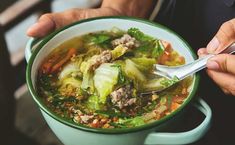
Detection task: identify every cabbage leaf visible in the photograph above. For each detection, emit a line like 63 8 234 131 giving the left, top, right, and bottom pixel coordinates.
94 63 119 104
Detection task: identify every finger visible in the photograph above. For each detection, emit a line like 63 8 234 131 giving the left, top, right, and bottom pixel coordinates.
207 70 235 95
27 14 55 37
221 88 230 95
197 48 208 58
207 18 235 54
206 54 235 75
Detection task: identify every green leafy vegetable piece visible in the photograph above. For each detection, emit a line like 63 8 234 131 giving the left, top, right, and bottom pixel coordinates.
58 63 81 80
81 72 95 94
111 64 126 84
86 95 102 110
84 33 111 49
90 34 110 44
143 76 179 92
167 95 173 110
160 96 167 105
160 76 179 87
80 55 99 94
94 63 119 104
127 28 165 58
109 27 126 37
134 40 165 58
118 116 145 127
39 75 55 92
51 95 77 107
111 45 128 60
127 28 154 42
143 77 166 92
130 57 156 72
95 110 130 118
60 77 82 88
152 40 165 58
124 59 146 89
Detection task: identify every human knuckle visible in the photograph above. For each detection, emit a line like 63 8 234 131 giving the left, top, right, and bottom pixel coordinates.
222 89 230 95
231 90 235 96
40 13 52 20
227 81 235 92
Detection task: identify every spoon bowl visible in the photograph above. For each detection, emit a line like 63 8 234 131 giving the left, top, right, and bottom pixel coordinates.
141 43 235 95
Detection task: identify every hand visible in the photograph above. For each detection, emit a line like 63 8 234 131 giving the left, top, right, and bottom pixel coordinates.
27 0 156 38
198 19 235 95
27 8 122 37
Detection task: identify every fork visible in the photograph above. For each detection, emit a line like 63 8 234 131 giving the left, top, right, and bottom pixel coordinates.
153 43 235 81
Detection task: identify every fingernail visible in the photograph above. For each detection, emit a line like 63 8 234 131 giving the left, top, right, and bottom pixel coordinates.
207 60 220 70
207 37 220 53
197 49 203 55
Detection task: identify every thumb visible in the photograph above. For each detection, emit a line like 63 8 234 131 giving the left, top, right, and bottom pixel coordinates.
206 54 235 75
207 19 235 54
27 13 55 37
26 9 99 37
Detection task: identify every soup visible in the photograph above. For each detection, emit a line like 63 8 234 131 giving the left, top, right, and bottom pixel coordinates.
37 27 192 129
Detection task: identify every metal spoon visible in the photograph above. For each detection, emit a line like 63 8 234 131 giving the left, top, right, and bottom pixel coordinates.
141 43 235 95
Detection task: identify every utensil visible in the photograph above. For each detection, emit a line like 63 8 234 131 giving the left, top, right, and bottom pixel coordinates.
141 43 235 95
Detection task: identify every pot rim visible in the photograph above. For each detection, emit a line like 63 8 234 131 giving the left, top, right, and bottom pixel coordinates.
26 16 199 134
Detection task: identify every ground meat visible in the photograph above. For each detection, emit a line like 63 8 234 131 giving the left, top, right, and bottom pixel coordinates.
111 34 140 49
110 85 136 109
90 50 112 70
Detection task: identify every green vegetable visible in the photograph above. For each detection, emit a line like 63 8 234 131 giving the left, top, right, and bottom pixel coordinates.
60 77 82 88
51 95 77 107
80 56 98 94
94 63 119 103
130 57 156 72
111 45 128 60
152 40 165 58
84 33 111 48
111 64 126 84
124 59 146 89
81 72 95 94
167 95 173 110
95 110 129 118
127 28 164 58
58 63 82 80
127 28 154 42
118 116 145 127
160 76 179 87
134 40 164 58
160 96 167 105
86 95 102 110
109 27 125 37
90 34 110 44
143 77 165 92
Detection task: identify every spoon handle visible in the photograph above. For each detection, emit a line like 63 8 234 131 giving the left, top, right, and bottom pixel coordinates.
173 54 214 80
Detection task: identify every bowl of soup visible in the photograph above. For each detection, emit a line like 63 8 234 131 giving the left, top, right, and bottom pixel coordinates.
25 16 211 145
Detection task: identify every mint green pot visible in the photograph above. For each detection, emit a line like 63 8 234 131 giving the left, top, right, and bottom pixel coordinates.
25 16 212 145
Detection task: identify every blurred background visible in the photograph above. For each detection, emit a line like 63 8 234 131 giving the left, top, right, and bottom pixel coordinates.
0 0 100 145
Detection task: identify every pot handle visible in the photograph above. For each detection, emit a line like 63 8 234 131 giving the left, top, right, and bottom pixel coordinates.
25 38 41 63
144 98 212 145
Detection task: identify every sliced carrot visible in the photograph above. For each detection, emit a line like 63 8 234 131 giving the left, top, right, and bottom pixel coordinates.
50 48 77 73
158 40 173 65
40 54 61 74
161 40 172 52
158 51 170 64
171 102 180 111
